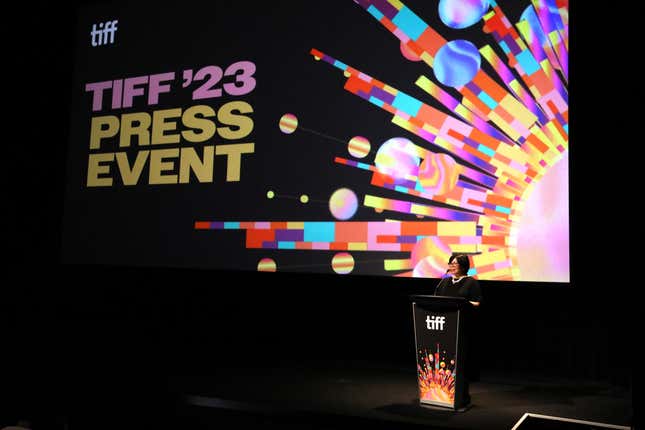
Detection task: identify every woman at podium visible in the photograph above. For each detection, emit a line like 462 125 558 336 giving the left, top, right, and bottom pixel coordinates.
434 253 483 387
434 254 482 307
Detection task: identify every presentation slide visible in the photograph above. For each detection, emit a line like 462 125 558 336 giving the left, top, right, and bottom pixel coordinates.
62 0 569 282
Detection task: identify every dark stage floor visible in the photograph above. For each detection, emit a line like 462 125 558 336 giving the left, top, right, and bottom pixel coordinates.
171 359 634 430
1 359 634 430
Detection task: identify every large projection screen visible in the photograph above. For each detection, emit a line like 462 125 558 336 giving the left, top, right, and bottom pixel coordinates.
62 0 569 282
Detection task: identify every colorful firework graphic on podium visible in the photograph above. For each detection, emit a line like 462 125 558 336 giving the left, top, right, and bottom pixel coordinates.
417 345 457 406
196 0 569 282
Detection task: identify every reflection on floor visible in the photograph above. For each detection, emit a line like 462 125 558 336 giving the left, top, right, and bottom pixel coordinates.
2 359 633 430
173 359 633 430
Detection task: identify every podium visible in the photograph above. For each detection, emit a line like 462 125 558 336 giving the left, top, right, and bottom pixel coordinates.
410 295 472 411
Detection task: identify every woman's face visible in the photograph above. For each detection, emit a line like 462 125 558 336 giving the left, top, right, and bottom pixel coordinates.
447 259 461 276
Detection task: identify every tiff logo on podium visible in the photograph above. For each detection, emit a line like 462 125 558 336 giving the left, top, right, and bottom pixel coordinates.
426 315 446 331
91 20 119 46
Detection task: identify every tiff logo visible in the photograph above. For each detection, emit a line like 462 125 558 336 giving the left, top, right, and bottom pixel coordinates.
90 20 119 47
425 315 446 331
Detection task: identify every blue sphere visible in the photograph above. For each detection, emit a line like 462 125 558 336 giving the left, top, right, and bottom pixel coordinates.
434 39 481 88
438 0 490 29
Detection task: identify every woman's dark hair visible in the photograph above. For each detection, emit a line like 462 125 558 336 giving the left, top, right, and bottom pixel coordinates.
449 254 470 274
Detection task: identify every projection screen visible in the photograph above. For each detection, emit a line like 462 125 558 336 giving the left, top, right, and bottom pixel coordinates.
62 0 569 282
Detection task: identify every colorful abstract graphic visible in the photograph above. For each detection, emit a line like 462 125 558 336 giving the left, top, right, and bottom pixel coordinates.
417 344 457 405
196 0 569 282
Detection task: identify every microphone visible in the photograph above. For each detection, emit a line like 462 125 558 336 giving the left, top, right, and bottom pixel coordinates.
434 268 451 295
434 274 447 295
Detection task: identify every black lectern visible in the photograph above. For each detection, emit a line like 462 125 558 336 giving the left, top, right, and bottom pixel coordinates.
410 295 472 410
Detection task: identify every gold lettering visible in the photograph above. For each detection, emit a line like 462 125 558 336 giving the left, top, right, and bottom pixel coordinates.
87 153 115 186
215 143 254 182
149 148 179 184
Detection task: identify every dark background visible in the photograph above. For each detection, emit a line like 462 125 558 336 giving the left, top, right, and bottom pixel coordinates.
4 1 634 429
